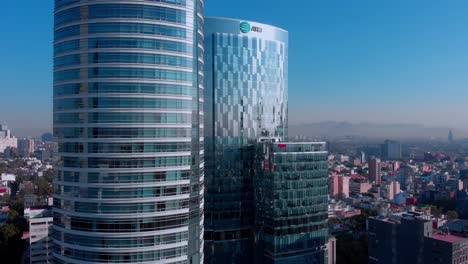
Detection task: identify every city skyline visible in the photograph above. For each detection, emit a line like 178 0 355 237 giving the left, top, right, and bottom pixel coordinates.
2 2 468 264
3 0 468 136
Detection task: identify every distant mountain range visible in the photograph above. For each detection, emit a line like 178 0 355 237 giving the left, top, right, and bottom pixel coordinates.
288 121 468 140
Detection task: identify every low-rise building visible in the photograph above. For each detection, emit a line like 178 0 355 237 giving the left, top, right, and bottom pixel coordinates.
350 180 372 195
0 125 17 153
25 207 53 264
368 211 468 264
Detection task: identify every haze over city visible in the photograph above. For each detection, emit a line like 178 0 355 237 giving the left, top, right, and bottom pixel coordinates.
2 0 468 137
3 1 468 264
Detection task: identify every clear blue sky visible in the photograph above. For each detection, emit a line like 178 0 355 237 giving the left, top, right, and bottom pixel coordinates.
1 0 468 137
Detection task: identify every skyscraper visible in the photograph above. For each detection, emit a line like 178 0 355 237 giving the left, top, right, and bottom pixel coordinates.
203 17 288 263
18 138 35 157
381 140 402 160
448 130 454 143
255 141 329 263
368 157 382 185
53 1 204 263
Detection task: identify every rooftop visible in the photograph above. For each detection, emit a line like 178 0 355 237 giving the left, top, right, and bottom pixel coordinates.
432 233 467 243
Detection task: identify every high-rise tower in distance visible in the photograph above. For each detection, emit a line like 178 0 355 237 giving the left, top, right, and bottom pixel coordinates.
368 157 382 185
203 17 288 263
448 130 454 143
381 140 402 160
53 1 204 263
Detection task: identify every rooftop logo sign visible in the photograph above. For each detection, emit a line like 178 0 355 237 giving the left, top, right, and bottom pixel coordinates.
240 21 251 33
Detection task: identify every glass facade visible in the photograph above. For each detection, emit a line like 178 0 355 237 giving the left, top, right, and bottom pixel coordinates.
53 0 204 263
255 142 329 264
203 18 288 263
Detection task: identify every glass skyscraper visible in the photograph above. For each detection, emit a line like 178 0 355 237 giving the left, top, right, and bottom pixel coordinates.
255 141 329 264
203 17 288 263
53 1 204 263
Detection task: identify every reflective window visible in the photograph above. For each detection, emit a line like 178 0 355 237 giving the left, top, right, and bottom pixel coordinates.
89 52 192 67
54 25 80 40
89 4 187 24
88 67 192 81
88 37 192 53
89 23 188 39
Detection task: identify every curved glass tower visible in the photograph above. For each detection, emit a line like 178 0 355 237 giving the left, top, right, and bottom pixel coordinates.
53 1 204 263
204 17 288 263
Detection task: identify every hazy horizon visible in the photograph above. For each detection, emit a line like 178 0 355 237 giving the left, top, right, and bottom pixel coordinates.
2 0 468 137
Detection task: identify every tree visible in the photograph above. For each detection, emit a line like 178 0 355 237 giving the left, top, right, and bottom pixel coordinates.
431 206 443 218
0 224 19 244
7 210 19 222
447 210 459 219
36 177 51 197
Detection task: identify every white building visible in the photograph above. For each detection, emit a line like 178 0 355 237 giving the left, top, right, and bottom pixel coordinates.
0 125 17 153
0 173 16 195
26 208 53 264
1 173 16 183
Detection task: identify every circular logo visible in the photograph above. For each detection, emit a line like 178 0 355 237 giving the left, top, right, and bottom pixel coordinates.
240 21 251 34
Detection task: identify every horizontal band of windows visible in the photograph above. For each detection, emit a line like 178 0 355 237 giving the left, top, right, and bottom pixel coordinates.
59 142 192 153
274 163 329 172
53 225 188 240
56 183 190 197
54 199 189 214
55 0 189 12
54 110 192 116
270 171 329 181
55 4 189 27
273 193 328 204
54 81 193 91
54 112 191 124
53 208 191 221
263 235 328 257
55 127 191 139
54 39 80 54
55 18 193 35
54 67 192 82
60 156 191 168
265 224 328 237
58 153 192 160
266 178 329 188
263 213 329 228
271 201 328 211
54 23 189 41
54 97 192 111
53 254 188 264
55 0 80 10
273 153 329 162
55 95 193 103
54 239 188 254
53 231 188 250
54 64 193 74
55 50 193 64
53 194 190 205
53 213 190 233
57 170 191 184
54 180 191 190
87 36 193 50
272 185 329 196
53 107 192 115
54 82 193 97
55 168 193 177
54 38 193 56
55 34 194 50
52 245 187 263
55 52 193 68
